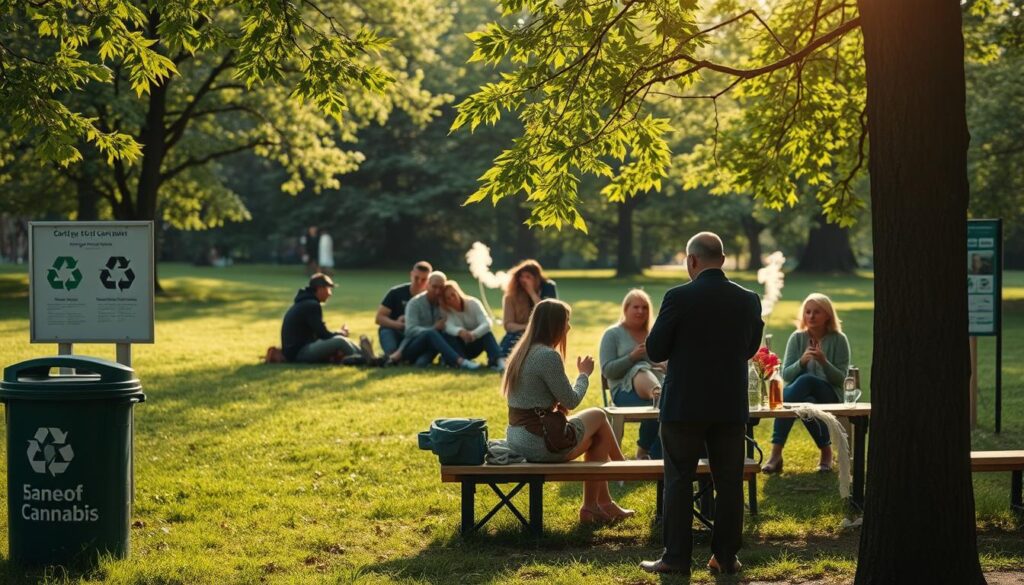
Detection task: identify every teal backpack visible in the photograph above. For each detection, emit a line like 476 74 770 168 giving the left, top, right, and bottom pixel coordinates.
418 418 488 465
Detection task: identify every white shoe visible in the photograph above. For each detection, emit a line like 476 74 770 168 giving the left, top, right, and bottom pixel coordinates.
493 358 507 372
459 359 481 370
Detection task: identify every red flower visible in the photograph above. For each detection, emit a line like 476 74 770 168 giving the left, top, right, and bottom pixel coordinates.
752 346 780 380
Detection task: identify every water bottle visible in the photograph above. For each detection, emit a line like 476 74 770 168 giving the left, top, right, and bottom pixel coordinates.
747 362 761 410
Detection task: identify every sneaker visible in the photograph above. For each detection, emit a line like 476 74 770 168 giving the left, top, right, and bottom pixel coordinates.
459 359 481 370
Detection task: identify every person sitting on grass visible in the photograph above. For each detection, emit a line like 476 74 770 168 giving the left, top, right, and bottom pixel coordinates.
387 271 480 370
375 261 432 356
440 280 506 371
761 293 851 474
281 273 376 364
504 299 635 524
500 259 558 356
600 288 665 460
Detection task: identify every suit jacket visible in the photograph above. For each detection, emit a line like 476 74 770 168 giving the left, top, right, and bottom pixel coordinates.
646 269 764 424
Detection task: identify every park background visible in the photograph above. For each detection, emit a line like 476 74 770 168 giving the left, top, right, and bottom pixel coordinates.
1 0 1024 583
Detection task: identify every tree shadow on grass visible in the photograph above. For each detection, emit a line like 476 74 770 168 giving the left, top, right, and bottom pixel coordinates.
359 529 862 585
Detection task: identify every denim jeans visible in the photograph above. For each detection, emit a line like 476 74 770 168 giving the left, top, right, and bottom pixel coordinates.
451 332 503 366
771 374 839 447
612 388 662 459
294 336 360 363
378 327 404 355
401 330 463 367
499 331 522 357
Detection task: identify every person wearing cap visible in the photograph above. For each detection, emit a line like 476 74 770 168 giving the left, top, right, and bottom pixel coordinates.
281 273 376 364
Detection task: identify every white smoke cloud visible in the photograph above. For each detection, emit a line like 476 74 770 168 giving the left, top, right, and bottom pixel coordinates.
757 251 786 318
465 242 510 290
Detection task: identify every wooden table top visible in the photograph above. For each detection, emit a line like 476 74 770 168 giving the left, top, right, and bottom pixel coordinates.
605 402 872 420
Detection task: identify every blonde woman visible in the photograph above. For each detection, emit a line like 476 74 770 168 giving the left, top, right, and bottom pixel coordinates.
440 280 506 370
499 259 558 356
762 293 852 474
599 289 665 459
504 299 634 524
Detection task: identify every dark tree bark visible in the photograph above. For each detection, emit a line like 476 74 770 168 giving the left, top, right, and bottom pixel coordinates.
514 202 539 261
855 1 983 583
75 177 100 221
616 197 642 277
797 213 857 272
741 215 764 271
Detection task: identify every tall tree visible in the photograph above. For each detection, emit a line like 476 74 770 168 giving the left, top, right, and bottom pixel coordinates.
0 0 450 287
456 0 985 582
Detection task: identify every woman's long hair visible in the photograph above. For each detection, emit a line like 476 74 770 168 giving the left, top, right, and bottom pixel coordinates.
796 293 843 334
503 259 547 303
501 299 571 396
619 288 653 332
440 280 471 313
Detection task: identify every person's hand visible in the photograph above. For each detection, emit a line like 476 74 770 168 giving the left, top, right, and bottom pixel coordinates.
577 355 595 376
434 317 446 331
527 288 541 304
652 361 667 373
338 324 350 337
629 343 647 362
458 329 474 342
809 345 826 365
397 315 406 325
555 403 569 415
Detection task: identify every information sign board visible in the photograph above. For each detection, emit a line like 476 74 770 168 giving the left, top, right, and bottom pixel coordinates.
29 222 154 343
967 219 1002 336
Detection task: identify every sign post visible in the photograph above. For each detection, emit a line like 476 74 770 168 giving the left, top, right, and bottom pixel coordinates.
29 221 155 365
967 219 1003 432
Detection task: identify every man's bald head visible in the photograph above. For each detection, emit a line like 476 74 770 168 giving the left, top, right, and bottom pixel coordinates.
685 232 725 279
426 271 447 303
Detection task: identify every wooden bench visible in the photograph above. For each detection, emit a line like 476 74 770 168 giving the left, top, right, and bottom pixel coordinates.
971 450 1024 513
441 458 761 537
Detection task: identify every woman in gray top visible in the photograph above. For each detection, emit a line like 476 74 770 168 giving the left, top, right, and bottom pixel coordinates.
504 299 634 524
762 293 852 474
600 289 665 459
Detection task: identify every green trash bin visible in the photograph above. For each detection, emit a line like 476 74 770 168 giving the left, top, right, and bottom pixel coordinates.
0 355 145 565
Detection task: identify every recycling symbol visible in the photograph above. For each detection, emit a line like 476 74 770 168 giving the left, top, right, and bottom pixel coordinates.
100 256 135 291
46 257 83 290
27 427 74 476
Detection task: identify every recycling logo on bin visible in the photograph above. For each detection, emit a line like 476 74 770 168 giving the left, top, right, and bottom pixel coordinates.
27 427 74 476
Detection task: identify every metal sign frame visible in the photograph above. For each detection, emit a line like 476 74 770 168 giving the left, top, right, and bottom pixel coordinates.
29 221 155 344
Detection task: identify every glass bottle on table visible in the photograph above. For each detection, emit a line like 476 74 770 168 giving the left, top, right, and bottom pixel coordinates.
768 370 784 410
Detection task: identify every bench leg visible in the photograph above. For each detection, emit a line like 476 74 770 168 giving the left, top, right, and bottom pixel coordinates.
1012 470 1023 513
461 481 475 536
529 479 543 537
608 413 625 448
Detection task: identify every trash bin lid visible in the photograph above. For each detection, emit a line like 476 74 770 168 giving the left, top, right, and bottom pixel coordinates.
0 355 145 401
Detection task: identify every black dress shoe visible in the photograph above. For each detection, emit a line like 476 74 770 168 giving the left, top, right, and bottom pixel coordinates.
639 559 689 575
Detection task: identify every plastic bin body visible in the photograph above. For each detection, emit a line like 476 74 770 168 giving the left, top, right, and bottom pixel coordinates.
0 356 144 565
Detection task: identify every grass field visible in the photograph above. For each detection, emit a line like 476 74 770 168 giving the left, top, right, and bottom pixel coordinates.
0 263 1021 584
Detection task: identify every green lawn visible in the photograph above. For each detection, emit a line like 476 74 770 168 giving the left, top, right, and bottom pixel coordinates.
0 263 1021 584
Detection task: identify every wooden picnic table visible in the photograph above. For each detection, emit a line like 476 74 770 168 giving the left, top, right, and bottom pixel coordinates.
605 402 872 510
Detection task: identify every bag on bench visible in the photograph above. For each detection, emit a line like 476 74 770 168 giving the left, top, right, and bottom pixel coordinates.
418 418 488 465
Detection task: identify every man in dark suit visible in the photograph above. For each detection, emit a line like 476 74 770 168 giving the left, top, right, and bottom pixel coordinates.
640 232 764 576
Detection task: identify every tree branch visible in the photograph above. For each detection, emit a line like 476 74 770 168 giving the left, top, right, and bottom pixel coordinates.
161 140 274 182
164 51 236 150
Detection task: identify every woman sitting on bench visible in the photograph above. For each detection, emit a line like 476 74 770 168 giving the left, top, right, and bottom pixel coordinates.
503 299 635 524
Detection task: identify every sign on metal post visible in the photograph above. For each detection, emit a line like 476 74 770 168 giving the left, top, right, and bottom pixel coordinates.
29 222 155 344
967 219 1003 432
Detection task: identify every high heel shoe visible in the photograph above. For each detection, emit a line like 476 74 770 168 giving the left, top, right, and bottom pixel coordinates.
598 502 636 521
761 459 784 474
579 506 615 524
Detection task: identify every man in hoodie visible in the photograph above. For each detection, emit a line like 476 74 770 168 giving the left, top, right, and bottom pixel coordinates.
281 273 375 364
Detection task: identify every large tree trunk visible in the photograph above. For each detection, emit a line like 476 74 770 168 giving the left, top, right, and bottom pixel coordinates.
741 215 764 271
75 177 100 221
797 213 857 272
616 197 642 277
855 1 982 584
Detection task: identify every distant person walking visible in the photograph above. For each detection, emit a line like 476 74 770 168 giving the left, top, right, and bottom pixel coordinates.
318 230 334 274
301 226 320 274
640 232 764 577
